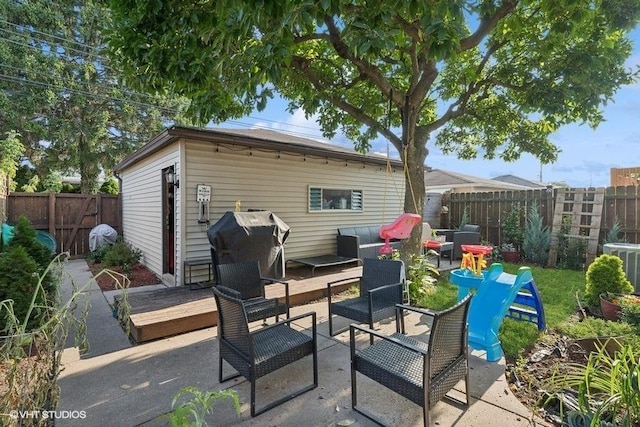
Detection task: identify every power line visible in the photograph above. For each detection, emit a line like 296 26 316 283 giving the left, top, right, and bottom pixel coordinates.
0 73 181 115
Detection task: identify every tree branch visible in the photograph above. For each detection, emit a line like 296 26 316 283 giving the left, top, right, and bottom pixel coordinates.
460 0 519 51
291 55 403 148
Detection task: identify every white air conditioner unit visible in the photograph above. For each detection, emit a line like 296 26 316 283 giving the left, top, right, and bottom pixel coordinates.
603 243 640 292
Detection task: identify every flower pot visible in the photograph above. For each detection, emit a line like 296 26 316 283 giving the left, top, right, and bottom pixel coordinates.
502 251 520 263
600 293 622 321
572 336 623 357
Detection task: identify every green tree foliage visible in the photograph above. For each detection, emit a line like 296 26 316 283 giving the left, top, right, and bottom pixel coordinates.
107 0 640 254
0 130 25 192
0 0 186 194
99 178 119 195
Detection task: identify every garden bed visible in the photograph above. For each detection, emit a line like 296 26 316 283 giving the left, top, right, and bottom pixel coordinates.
87 262 161 291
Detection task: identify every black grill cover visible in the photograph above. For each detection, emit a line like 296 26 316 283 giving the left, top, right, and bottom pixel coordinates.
207 211 290 278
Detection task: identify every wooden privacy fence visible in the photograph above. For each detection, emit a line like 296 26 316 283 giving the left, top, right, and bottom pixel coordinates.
442 186 640 249
6 193 120 257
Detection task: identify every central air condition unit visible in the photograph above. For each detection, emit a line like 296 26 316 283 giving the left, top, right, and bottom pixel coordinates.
603 243 640 292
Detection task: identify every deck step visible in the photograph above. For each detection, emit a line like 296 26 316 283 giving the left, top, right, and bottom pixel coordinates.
124 265 364 343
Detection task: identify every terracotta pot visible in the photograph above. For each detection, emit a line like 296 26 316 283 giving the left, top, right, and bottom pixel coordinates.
501 251 520 263
600 293 622 321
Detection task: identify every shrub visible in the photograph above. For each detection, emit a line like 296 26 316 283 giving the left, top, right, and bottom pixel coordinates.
405 253 439 302
502 203 524 250
99 178 119 195
6 216 53 270
86 244 111 264
584 254 633 308
620 295 640 329
0 245 44 331
102 238 142 270
522 202 550 266
556 215 586 270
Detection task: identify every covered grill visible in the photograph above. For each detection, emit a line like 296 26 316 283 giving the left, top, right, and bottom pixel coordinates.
207 211 290 279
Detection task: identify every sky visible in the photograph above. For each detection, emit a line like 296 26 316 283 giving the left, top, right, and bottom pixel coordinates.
218 26 640 189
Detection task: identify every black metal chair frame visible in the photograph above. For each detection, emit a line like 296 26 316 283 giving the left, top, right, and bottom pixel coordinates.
215 260 290 323
350 295 472 427
327 258 404 342
213 286 318 417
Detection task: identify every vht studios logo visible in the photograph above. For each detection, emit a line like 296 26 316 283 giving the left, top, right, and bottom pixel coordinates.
4 410 87 420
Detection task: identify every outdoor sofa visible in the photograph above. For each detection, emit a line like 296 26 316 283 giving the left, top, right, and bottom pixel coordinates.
337 225 402 260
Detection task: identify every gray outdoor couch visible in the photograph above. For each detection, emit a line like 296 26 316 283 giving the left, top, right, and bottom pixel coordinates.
337 225 402 260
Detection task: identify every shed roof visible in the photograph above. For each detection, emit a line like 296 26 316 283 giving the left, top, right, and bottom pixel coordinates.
491 174 547 188
114 126 402 172
424 168 532 191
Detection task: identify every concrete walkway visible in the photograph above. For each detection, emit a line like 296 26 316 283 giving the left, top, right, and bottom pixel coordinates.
57 259 550 426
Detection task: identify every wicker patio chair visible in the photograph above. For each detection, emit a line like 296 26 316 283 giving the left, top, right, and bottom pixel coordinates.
212 286 318 417
216 261 290 323
350 294 472 427
327 258 404 342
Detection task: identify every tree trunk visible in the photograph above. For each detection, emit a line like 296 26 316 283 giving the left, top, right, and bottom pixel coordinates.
399 126 429 259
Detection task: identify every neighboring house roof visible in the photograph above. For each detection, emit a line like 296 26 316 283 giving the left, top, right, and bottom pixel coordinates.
491 174 547 188
114 126 402 172
424 168 533 192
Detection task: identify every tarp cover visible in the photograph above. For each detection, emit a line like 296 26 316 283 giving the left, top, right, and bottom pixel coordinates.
89 224 118 252
207 211 290 278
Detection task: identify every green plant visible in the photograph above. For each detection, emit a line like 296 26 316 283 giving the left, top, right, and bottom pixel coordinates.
547 344 640 427
0 245 44 331
163 386 241 427
458 206 470 229
600 217 626 253
405 253 439 302
557 317 640 353
102 238 142 274
584 254 633 308
6 216 54 272
619 295 640 329
100 178 119 195
1 253 90 423
522 202 550 266
556 215 587 271
86 244 111 264
502 203 524 250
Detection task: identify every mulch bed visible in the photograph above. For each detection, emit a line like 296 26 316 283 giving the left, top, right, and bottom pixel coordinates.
87 262 162 292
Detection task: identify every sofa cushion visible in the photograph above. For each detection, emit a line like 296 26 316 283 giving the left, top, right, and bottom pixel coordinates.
338 225 384 245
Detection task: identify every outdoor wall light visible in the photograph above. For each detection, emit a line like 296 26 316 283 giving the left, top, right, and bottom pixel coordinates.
165 167 179 188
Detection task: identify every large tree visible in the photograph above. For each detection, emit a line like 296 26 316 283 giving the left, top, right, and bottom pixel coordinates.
0 0 184 193
108 0 640 254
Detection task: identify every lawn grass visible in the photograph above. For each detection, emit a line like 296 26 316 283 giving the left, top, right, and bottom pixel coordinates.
415 262 586 359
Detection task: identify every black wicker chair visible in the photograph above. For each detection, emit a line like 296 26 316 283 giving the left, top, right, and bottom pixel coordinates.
216 261 290 323
350 295 472 427
327 258 404 342
212 286 318 417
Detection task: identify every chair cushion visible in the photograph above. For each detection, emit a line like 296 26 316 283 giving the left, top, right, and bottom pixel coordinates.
332 297 399 323
355 333 427 405
252 324 314 378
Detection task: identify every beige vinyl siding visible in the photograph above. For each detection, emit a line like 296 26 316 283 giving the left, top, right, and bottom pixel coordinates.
119 144 180 282
181 139 404 283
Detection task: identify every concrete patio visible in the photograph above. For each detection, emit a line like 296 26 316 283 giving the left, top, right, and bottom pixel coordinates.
56 259 549 426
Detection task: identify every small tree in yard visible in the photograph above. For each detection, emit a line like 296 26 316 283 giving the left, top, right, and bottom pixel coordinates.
108 1 640 256
523 202 550 266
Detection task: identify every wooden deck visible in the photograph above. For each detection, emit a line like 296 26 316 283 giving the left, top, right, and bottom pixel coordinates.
125 264 364 343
